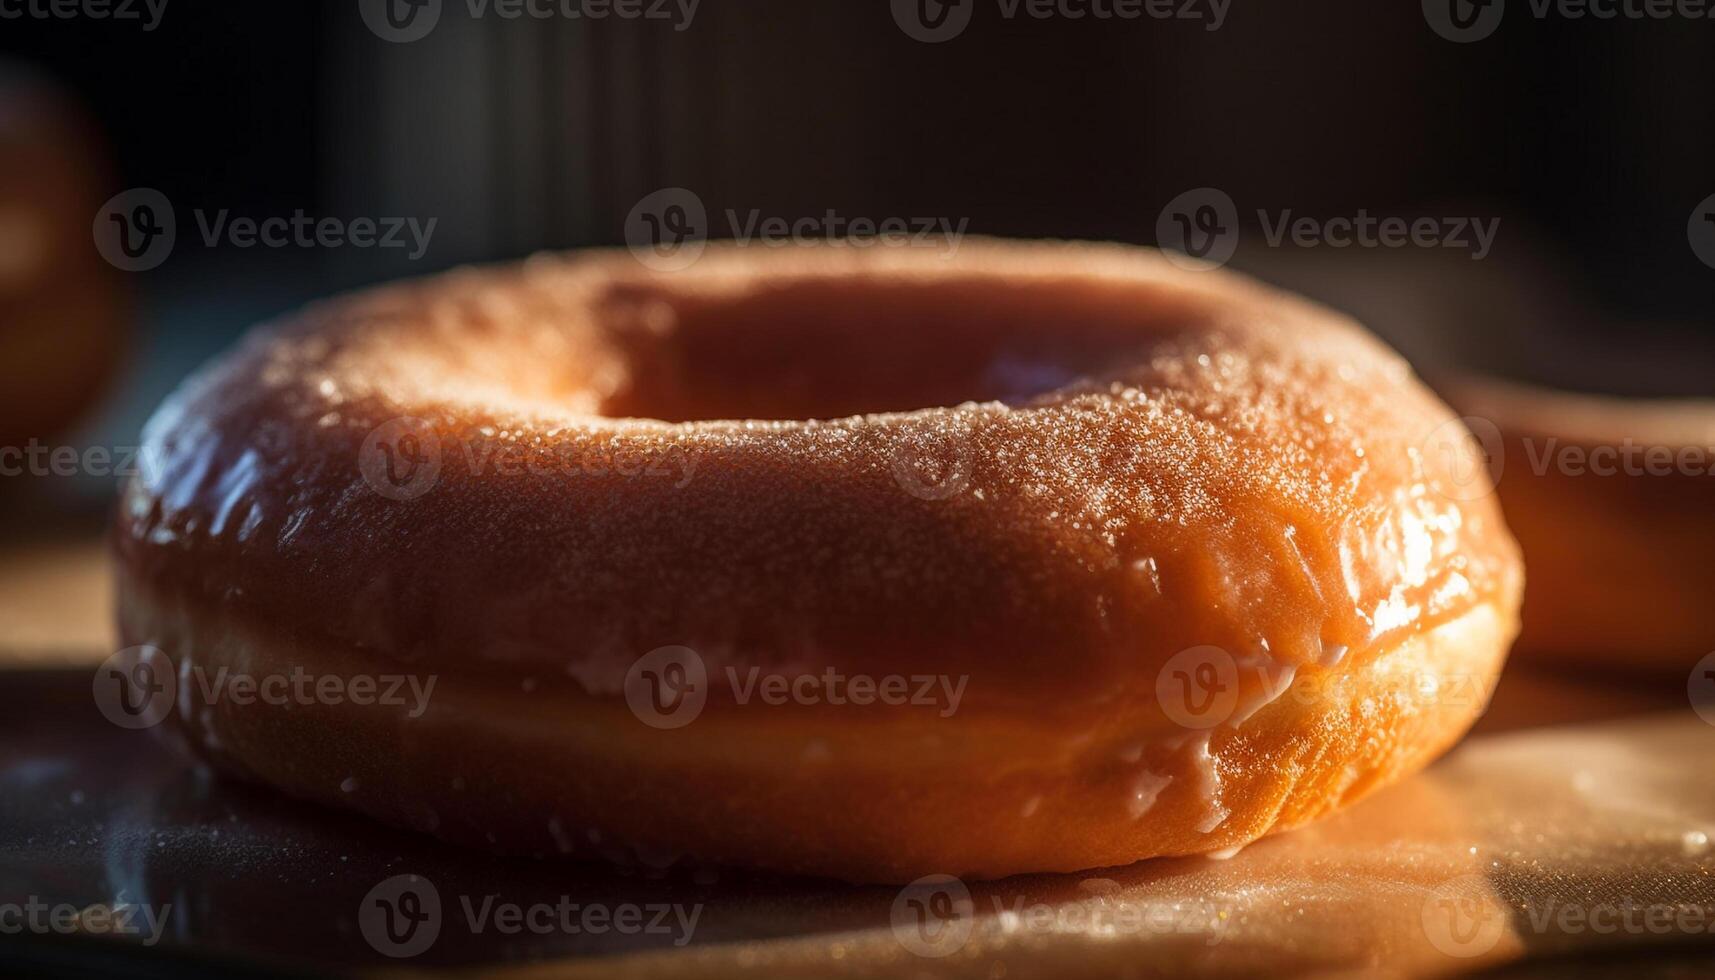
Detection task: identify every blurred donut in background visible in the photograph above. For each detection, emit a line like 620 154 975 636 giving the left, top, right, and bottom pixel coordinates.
1447 376 1715 674
0 65 127 450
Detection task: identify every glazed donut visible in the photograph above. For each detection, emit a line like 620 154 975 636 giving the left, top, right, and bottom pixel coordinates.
1446 375 1714 672
114 240 1522 883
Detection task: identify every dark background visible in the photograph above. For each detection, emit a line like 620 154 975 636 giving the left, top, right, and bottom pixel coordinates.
3 0 1713 466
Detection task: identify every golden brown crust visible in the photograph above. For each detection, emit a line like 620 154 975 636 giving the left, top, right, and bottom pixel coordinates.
114 240 1522 881
118 575 1512 883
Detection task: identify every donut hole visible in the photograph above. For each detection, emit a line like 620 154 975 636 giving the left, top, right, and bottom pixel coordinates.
591 275 1209 422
